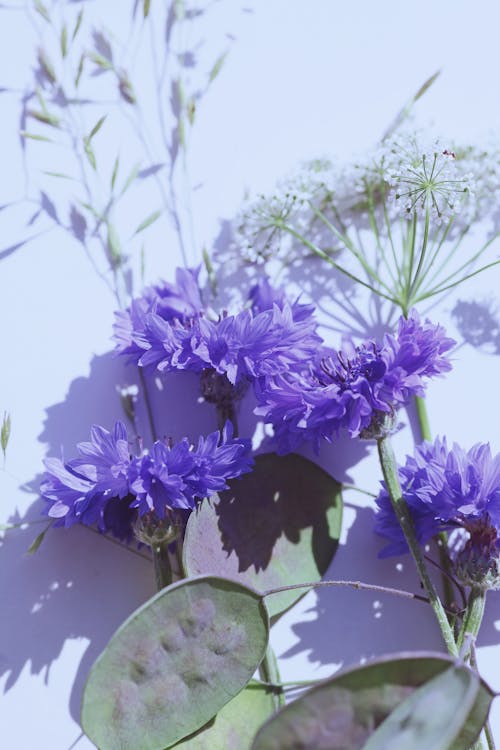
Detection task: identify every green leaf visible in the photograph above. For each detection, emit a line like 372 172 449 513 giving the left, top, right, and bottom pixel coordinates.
143 0 151 18
1 412 11 458
107 222 122 268
208 51 228 83
60 23 68 58
187 98 196 125
362 666 480 750
172 682 275 749
27 523 52 554
120 162 140 196
72 9 84 41
133 210 162 235
75 53 85 88
89 52 114 71
42 171 74 180
251 653 494 750
81 576 270 750
27 109 60 127
83 139 96 170
34 0 50 23
184 453 343 619
382 71 440 141
88 115 107 140
110 155 120 191
37 48 56 84
20 131 53 142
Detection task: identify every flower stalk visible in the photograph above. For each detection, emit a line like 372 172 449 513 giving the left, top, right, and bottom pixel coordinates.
376 432 458 656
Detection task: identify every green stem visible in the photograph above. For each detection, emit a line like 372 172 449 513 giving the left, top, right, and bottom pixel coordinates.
152 543 173 590
376 433 458 656
259 645 285 708
457 586 487 658
414 395 431 441
413 395 457 624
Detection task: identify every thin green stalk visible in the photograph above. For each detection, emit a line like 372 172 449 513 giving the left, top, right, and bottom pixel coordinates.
415 259 500 303
409 215 455 298
277 221 399 304
152 543 173 590
457 586 487 658
308 202 394 294
408 207 430 297
414 395 431 441
382 194 402 282
413 395 456 621
402 212 418 312
376 434 458 656
259 645 285 708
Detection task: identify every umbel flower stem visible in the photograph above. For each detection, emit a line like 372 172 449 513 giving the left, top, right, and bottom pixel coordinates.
376 433 458 657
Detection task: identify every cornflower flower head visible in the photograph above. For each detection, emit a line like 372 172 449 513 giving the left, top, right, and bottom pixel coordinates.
41 421 134 538
41 421 253 541
256 311 454 452
113 266 203 362
375 438 500 590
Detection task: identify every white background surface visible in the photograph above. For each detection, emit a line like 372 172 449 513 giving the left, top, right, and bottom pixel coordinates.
1 1 500 748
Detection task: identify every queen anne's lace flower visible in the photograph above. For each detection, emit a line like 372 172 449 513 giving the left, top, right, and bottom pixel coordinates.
375 438 500 589
256 311 454 452
41 421 253 538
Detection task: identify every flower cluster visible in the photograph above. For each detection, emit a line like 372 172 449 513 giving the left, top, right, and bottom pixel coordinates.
114 270 321 391
41 421 253 541
256 311 455 452
113 266 204 362
375 438 500 589
384 133 474 222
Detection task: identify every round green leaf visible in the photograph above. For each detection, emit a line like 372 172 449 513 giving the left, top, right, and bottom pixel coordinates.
183 452 343 618
81 576 270 750
251 652 494 750
172 682 276 749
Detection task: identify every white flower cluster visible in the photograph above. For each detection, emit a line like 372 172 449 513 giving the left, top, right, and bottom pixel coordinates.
383 132 475 223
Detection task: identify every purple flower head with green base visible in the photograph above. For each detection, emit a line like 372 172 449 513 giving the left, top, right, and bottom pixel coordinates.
41 421 133 539
375 438 500 588
256 310 455 452
113 266 203 361
41 421 253 537
136 299 322 387
129 423 253 518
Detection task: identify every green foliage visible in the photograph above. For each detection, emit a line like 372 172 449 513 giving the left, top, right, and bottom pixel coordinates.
1 412 11 458
172 683 275 749
362 666 485 750
27 523 52 554
133 210 162 236
81 576 270 750
184 453 343 619
251 653 494 750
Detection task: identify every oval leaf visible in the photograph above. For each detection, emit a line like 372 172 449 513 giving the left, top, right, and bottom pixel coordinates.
81 576 270 750
362 666 479 750
173 682 276 749
183 453 342 619
251 652 494 750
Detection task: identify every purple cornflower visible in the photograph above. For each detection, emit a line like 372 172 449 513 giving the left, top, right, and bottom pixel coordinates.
113 266 203 361
135 290 321 386
41 422 133 538
41 421 253 537
256 310 455 452
375 438 500 588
